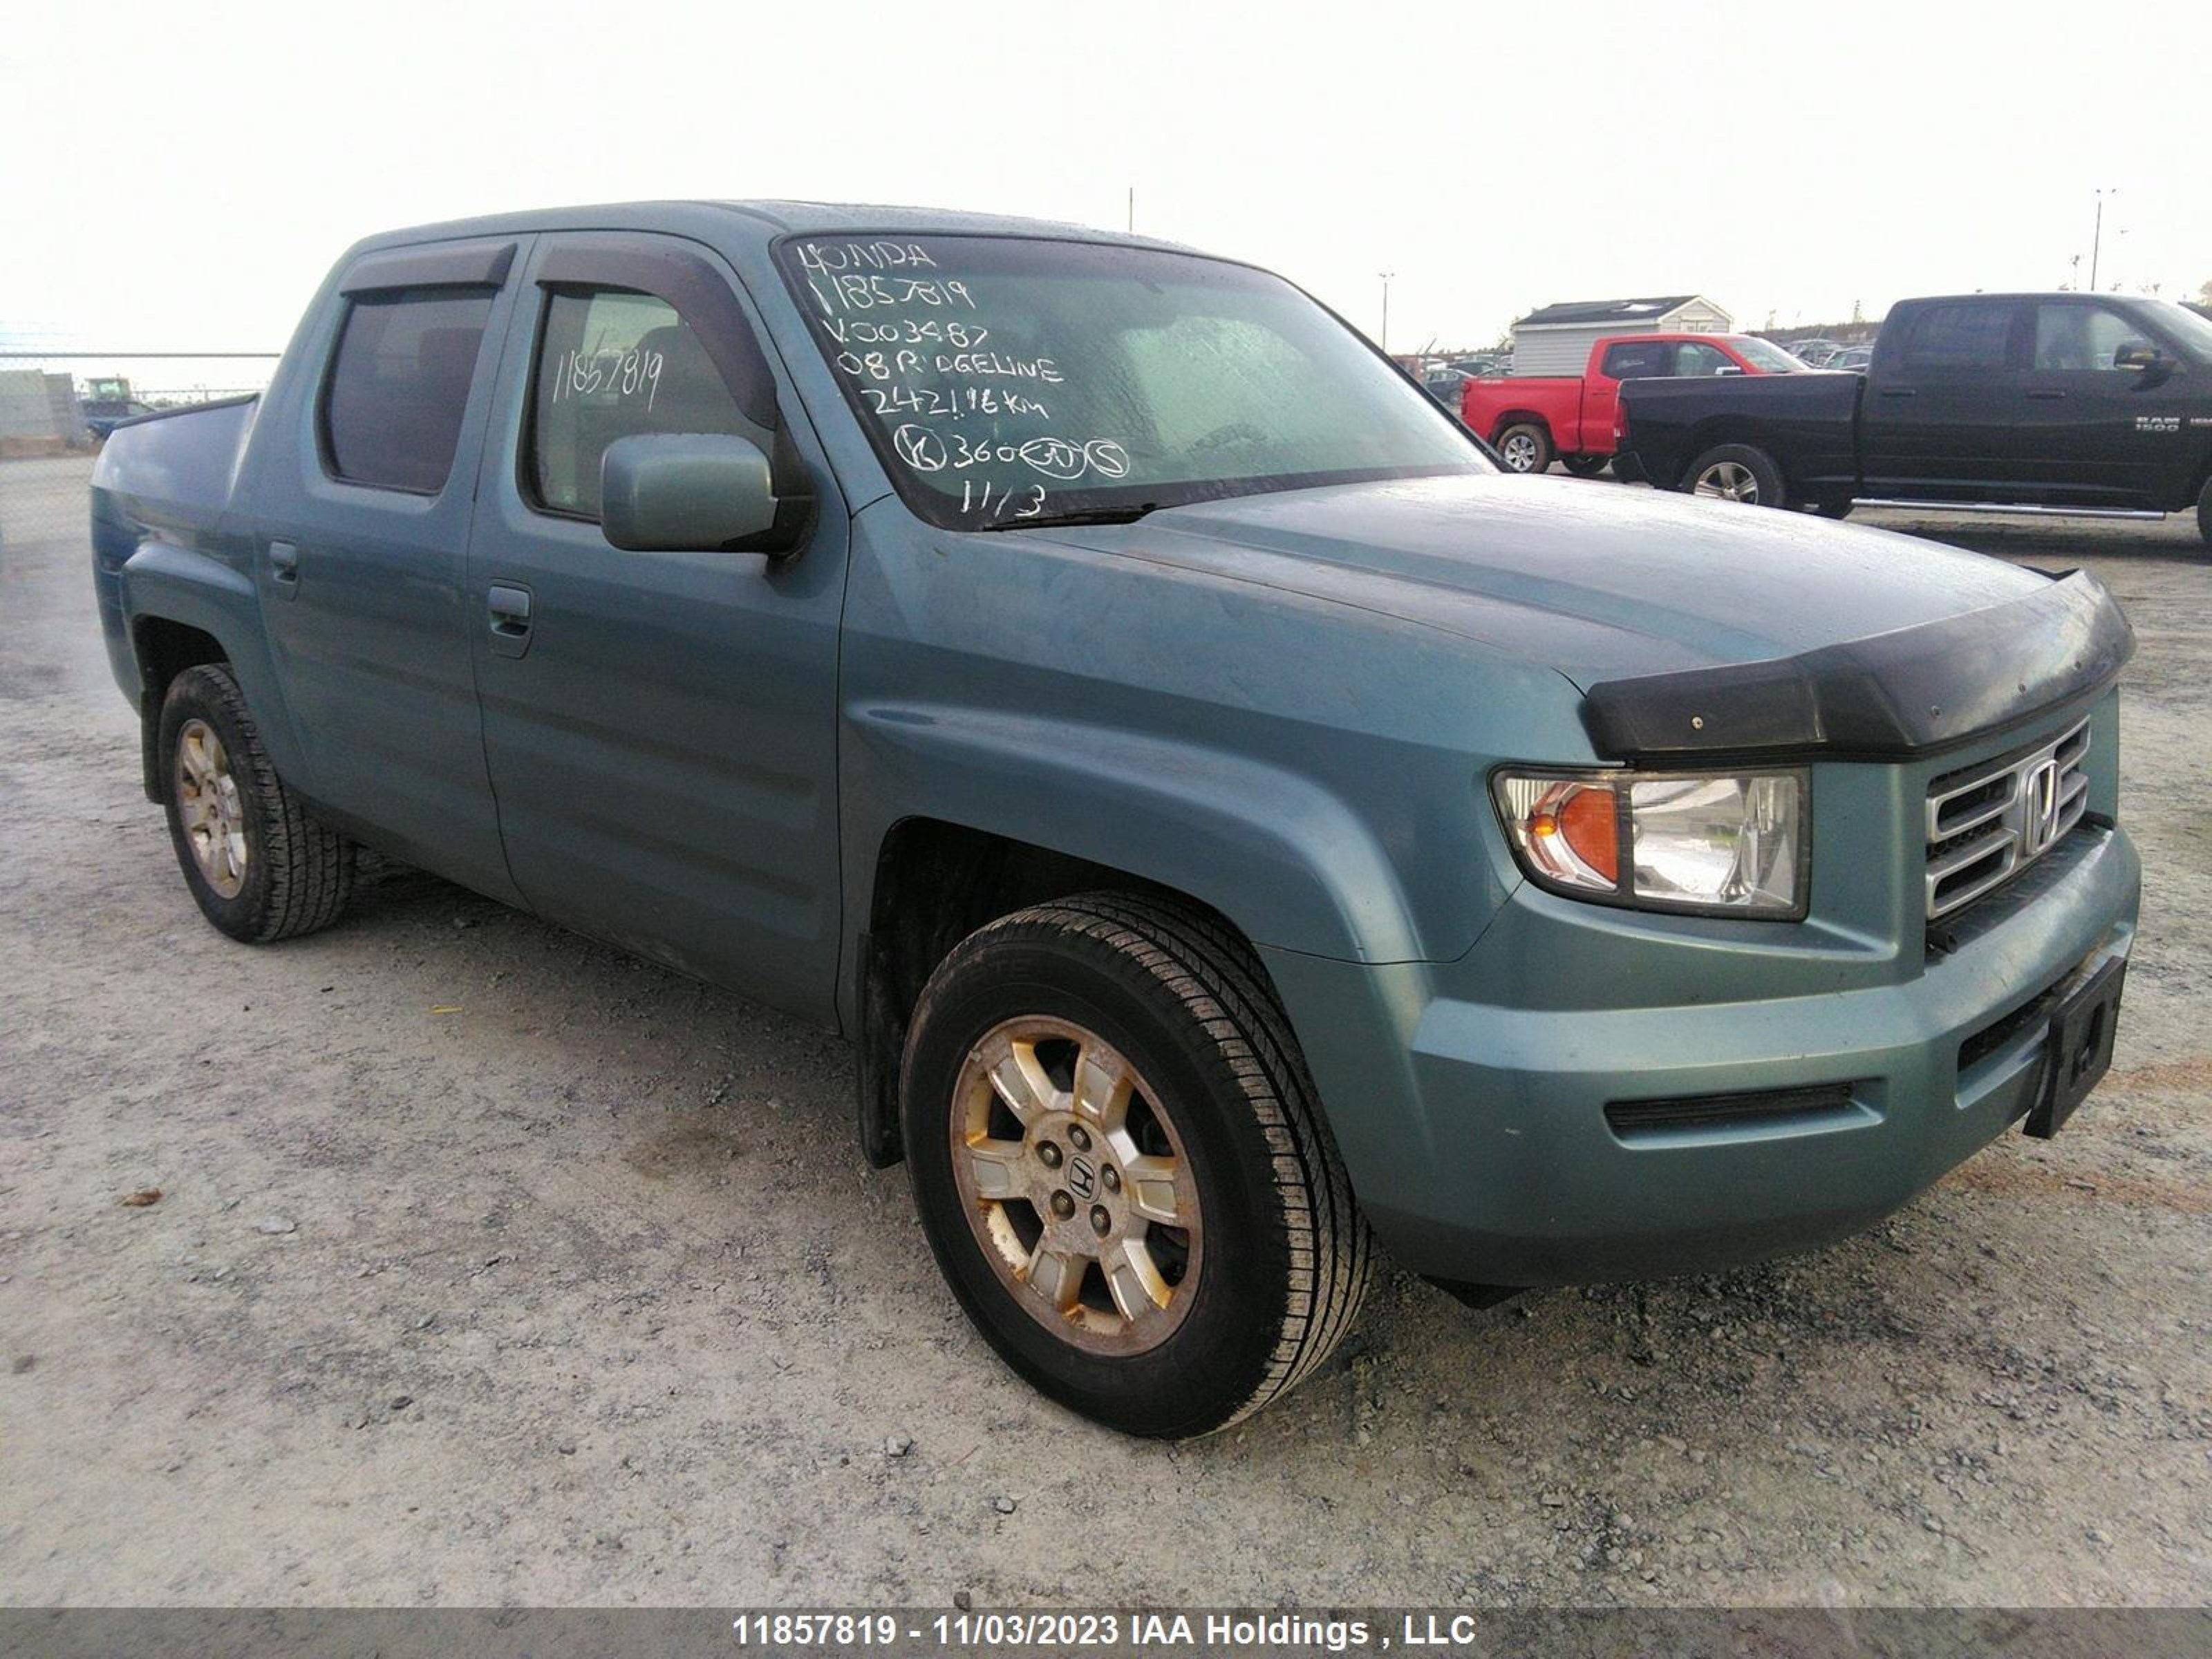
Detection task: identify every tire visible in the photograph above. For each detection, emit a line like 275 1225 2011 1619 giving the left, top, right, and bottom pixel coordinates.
1561 454 1609 478
158 664 354 942
1684 442 1785 508
1493 422 1554 474
2197 476 2211 549
900 892 1373 1438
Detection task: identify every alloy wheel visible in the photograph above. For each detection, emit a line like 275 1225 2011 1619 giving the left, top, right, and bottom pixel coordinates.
950 1016 1201 1356
1693 460 1761 503
174 718 248 897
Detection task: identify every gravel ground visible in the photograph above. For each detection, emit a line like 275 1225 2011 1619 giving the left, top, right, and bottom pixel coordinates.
2 454 2207 1608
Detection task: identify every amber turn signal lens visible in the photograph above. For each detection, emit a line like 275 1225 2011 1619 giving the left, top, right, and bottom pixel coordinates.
1494 777 1621 894
1539 784 1620 883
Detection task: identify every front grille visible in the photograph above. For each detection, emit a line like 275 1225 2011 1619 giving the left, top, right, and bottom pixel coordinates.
1924 719 2090 921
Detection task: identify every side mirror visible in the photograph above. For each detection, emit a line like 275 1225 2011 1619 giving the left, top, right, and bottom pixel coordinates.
601 433 780 552
1714 364 1745 377
2112 341 2162 373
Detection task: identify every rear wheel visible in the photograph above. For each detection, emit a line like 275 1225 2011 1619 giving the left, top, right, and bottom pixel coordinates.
1561 454 1609 478
159 664 354 942
1494 422 1554 474
1685 443 1785 508
900 892 1373 1438
2197 476 2211 548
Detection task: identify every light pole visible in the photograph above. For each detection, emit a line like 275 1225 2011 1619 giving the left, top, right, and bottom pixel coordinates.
1379 272 1395 355
2090 188 2116 292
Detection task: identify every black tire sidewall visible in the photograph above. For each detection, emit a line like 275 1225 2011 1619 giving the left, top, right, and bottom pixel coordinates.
902 927 1295 1438
158 668 276 941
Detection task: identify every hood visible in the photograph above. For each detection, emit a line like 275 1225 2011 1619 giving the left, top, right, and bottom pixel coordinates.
1027 472 2050 686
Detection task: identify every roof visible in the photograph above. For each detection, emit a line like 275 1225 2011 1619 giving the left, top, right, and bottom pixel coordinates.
1513 296 1707 328
347 199 1192 257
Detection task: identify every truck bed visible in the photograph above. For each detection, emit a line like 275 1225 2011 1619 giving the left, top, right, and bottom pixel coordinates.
1618 372 1862 500
91 395 259 555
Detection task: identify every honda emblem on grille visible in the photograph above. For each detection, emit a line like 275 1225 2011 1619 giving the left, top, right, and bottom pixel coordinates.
2021 758 2063 854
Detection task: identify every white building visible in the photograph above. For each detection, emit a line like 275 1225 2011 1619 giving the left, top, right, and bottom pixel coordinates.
0 368 83 446
1508 295 1733 376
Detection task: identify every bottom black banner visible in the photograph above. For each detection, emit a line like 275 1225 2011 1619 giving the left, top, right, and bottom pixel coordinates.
0 1606 2204 1659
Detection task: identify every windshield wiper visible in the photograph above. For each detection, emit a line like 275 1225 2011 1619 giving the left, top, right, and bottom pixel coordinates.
977 503 1162 531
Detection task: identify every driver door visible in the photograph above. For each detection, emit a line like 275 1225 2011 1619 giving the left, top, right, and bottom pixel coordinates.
2016 300 2193 509
465 232 850 1022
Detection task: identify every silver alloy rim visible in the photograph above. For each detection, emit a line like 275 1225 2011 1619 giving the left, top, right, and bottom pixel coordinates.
950 1017 1201 1356
1694 460 1761 503
174 718 248 897
1501 433 1539 471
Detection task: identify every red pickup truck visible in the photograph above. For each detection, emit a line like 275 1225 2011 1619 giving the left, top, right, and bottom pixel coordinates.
1463 333 1806 474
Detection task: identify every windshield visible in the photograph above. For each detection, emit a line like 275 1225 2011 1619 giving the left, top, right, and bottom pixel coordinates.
1730 337 1807 373
778 235 1488 529
2146 299 2212 364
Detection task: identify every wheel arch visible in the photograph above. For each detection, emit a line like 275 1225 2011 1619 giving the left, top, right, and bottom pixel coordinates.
1676 422 1790 490
130 615 231 800
842 708 1436 1167
118 542 312 800
1488 409 1553 444
852 819 1268 1168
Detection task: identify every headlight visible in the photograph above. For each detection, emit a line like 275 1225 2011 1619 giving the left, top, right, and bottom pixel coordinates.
1491 769 1806 918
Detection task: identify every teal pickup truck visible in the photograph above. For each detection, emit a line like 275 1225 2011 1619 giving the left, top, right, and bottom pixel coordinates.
91 203 2139 1437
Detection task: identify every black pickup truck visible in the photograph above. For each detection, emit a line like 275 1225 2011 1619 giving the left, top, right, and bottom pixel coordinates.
1617 292 2212 545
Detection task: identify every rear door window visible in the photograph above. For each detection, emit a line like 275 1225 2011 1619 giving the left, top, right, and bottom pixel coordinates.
1895 302 2019 375
1600 341 1671 379
527 288 753 519
321 289 494 493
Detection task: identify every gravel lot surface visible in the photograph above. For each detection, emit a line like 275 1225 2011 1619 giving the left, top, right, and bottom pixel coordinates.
3 454 2207 1607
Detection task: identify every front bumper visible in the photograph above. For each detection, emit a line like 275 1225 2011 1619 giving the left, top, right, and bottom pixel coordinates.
1262 816 2139 1287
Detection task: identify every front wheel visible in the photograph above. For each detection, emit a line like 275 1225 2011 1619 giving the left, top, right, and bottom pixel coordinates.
1561 454 1609 478
900 893 1373 1438
1685 443 1785 508
2197 476 2211 548
1493 422 1554 474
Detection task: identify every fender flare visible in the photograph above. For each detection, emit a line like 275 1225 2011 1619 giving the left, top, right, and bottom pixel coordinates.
844 702 1439 968
1486 409 1553 446
119 541 312 791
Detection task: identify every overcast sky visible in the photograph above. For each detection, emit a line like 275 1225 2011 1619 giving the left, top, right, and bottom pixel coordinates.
6 0 2209 366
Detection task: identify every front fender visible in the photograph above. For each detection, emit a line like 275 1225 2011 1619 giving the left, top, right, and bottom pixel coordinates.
843 702 1444 966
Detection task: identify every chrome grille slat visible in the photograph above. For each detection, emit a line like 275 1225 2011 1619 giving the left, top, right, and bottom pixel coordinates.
1929 783 2016 843
1924 718 2090 922
1928 827 2014 883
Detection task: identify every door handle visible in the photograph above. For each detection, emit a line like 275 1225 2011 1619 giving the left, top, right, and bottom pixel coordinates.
268 541 300 599
487 583 534 659
1878 387 1918 399
2026 388 2069 401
